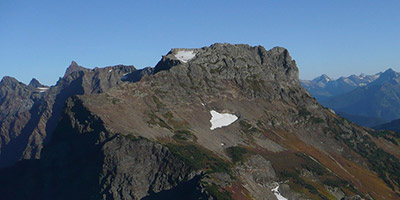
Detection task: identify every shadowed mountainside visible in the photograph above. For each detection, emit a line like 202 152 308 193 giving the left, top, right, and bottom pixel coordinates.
0 62 136 167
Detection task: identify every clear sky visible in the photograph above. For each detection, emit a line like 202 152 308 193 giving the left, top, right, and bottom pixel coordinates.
1 0 399 85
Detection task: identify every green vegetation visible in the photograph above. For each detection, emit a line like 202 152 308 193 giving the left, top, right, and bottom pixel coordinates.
147 112 172 130
172 129 194 141
239 120 260 135
245 76 265 92
298 154 328 176
203 76 211 86
331 125 400 190
104 93 120 105
209 68 220 74
111 98 119 104
162 111 173 120
298 108 325 124
226 146 248 164
322 178 349 188
166 143 231 175
239 120 252 130
279 170 299 179
279 170 320 196
298 108 312 117
274 153 356 199
311 117 324 124
370 130 400 146
148 109 194 141
205 183 232 200
152 95 165 110
361 147 400 190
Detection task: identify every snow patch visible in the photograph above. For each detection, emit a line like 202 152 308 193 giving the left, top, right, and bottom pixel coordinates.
175 50 195 63
121 73 129 80
271 184 288 200
37 87 49 93
343 78 353 84
209 110 238 130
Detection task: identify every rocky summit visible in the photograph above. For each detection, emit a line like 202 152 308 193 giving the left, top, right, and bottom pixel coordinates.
1 43 400 200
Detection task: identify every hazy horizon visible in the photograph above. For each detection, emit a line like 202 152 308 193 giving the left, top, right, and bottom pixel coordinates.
1 1 399 85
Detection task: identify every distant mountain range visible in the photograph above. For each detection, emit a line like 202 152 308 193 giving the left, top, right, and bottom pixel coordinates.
301 73 381 101
374 118 400 132
302 69 400 127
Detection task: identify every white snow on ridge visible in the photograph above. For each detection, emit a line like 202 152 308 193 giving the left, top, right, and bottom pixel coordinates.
175 50 195 63
271 184 288 200
37 87 49 93
209 110 238 130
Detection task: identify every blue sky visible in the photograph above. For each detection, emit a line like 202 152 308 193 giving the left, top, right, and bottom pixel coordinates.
1 0 399 85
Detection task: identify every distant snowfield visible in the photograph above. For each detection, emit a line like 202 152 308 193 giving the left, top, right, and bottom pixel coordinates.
209 110 238 130
175 50 195 63
271 184 288 200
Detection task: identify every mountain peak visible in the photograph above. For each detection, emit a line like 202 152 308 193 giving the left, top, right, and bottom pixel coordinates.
312 74 331 83
64 61 88 77
383 68 396 75
269 46 289 54
369 68 399 86
28 78 44 88
378 68 398 79
0 76 22 87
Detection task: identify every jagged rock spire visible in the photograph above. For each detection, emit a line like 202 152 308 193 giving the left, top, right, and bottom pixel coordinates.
64 61 88 77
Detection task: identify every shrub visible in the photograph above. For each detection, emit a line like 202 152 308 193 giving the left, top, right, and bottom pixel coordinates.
298 108 312 117
205 183 232 200
166 144 231 174
172 129 193 141
226 146 248 164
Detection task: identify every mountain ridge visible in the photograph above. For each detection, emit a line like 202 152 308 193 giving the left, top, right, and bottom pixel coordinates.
321 68 400 122
0 61 136 167
301 72 380 101
0 43 400 199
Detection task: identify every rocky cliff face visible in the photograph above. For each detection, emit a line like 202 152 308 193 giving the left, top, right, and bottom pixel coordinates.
0 62 136 167
1 43 400 200
0 77 39 162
